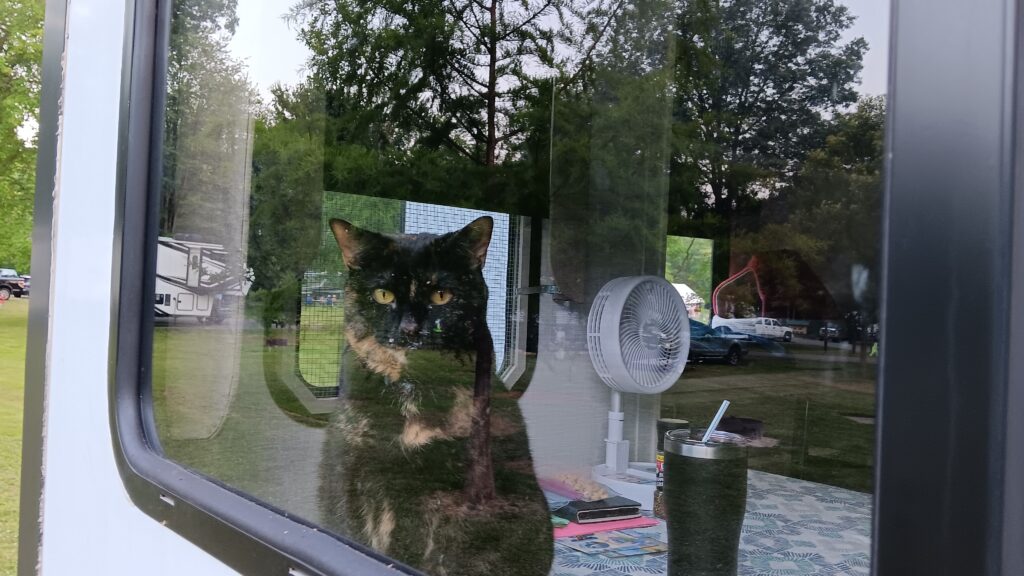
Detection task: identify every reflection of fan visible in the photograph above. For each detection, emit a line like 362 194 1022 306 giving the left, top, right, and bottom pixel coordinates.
587 276 689 507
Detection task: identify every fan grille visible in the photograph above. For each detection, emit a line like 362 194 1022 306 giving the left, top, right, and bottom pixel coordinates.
587 276 690 394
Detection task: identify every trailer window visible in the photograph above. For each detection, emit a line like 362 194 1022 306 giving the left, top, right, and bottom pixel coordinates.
144 0 887 574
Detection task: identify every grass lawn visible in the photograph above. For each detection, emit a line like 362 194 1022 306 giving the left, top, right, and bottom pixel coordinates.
664 350 876 492
296 302 344 387
0 298 28 576
148 305 876 534
0 285 877 576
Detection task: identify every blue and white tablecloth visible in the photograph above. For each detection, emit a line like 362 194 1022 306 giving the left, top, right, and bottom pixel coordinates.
551 470 871 576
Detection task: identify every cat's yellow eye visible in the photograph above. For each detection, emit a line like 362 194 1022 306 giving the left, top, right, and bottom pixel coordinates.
373 289 395 304
430 289 454 305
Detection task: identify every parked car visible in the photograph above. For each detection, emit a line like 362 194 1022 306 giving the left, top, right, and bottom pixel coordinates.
21 275 30 297
0 268 26 299
819 322 845 342
689 319 748 365
711 315 794 342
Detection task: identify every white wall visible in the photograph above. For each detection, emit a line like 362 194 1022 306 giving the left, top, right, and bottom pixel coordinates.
35 1 236 573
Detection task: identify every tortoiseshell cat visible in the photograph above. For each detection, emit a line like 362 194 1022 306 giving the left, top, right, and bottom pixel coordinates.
319 216 553 576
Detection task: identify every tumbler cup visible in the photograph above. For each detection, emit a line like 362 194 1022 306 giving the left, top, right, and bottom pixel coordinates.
663 429 748 576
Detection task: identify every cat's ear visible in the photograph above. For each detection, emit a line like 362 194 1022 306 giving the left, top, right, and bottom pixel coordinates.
455 216 493 269
330 219 380 270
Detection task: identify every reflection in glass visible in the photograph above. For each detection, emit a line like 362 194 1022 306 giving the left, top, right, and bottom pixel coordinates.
151 0 885 574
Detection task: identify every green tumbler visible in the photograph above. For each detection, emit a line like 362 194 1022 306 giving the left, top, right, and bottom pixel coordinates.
663 429 748 576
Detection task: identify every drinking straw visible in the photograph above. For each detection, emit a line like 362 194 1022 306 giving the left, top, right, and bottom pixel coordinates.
701 400 731 444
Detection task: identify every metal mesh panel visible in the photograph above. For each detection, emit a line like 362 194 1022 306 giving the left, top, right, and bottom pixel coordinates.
403 203 513 371
297 192 403 391
502 218 522 376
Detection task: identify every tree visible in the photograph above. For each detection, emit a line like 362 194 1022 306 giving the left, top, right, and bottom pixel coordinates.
292 0 564 163
0 0 44 273
668 0 867 285
724 96 885 322
665 235 713 304
247 85 328 294
160 0 251 243
785 95 885 318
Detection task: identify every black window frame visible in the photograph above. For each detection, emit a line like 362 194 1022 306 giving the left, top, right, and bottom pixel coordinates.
99 1 1024 576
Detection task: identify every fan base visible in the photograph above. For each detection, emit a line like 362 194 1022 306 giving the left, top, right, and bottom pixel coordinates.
592 463 658 511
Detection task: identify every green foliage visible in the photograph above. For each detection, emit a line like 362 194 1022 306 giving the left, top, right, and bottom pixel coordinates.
730 96 885 319
0 0 44 273
787 95 885 316
788 95 885 262
249 275 300 331
665 235 713 304
247 86 328 293
160 0 255 253
292 0 566 167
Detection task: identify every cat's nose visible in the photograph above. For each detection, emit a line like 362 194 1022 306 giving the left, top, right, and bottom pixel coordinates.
399 314 420 336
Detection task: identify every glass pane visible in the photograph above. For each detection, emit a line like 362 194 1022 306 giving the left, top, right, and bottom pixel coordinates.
150 0 887 574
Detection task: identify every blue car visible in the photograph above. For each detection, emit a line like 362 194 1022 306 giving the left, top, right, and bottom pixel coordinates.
689 319 748 365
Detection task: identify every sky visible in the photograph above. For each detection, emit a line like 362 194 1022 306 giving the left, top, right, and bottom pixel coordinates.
841 0 891 97
228 1 311 99
229 0 891 100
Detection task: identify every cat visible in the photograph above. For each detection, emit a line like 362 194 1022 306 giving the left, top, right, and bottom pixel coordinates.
318 216 553 576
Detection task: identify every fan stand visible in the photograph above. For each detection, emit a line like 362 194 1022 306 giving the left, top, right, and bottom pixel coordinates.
585 276 689 511
591 389 659 510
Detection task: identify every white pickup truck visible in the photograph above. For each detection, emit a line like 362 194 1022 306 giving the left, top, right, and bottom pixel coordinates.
711 316 793 342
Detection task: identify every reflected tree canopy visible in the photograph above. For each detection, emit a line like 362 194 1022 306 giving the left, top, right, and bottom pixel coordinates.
158 0 882 342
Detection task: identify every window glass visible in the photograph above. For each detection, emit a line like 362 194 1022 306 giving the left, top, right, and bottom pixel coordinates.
151 0 886 574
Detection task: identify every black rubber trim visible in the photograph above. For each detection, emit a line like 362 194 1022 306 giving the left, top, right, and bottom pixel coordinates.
107 1 420 574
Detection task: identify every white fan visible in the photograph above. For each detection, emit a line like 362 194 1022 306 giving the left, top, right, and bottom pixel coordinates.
587 276 690 507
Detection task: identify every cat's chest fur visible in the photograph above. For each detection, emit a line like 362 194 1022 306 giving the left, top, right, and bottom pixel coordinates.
346 365 475 450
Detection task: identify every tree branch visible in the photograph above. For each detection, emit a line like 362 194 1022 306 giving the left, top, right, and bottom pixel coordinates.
567 0 628 85
450 60 491 93
495 124 526 144
403 104 484 164
498 0 555 42
449 0 488 47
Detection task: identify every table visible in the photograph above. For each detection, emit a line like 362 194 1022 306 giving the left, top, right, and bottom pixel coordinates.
551 470 871 576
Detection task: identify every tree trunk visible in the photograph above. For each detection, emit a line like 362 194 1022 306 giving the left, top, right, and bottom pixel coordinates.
466 320 496 505
485 0 498 167
466 0 500 507
710 222 732 306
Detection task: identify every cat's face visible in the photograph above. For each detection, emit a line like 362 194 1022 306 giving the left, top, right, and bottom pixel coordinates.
330 216 492 353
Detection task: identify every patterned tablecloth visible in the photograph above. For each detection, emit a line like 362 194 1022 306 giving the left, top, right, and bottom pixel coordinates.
551 470 871 576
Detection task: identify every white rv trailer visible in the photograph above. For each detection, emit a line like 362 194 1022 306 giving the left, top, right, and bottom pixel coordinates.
16 1 1024 576
154 236 251 321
